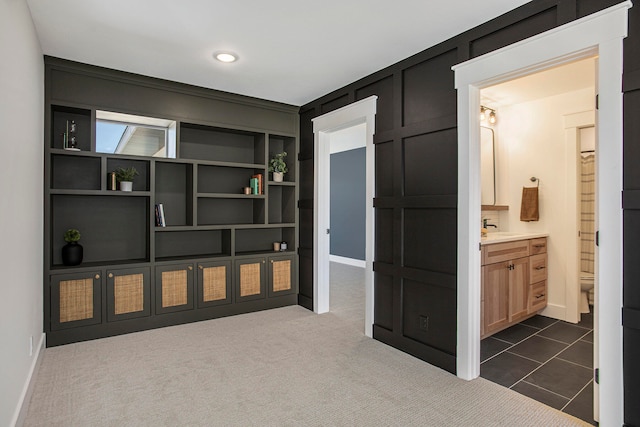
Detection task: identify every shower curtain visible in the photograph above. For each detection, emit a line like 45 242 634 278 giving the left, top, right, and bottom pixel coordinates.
581 154 595 274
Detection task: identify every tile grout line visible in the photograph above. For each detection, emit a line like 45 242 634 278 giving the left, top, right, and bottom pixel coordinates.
518 379 572 401
560 379 594 412
482 320 560 364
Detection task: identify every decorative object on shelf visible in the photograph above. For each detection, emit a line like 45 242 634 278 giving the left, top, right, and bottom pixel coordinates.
250 177 259 195
108 172 117 191
273 242 281 251
114 166 139 192
269 151 288 182
243 187 251 195
280 241 288 251
155 203 166 227
62 229 83 266
63 120 80 151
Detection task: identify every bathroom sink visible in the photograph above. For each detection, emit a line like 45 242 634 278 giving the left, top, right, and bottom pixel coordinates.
481 231 548 244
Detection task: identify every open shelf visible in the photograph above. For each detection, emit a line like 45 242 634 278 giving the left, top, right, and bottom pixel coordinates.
155 161 193 226
268 185 295 224
197 164 265 195
155 229 231 261
106 158 151 192
51 105 92 151
268 134 296 183
50 195 149 267
180 123 265 164
235 227 295 254
197 198 265 225
51 154 101 190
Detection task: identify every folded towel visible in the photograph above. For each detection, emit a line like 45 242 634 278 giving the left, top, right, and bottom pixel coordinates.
520 187 539 222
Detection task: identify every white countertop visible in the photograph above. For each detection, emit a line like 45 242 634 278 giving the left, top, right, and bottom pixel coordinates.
480 231 549 245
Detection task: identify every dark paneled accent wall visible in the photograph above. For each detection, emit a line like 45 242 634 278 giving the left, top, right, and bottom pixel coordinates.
299 1 639 423
330 148 366 261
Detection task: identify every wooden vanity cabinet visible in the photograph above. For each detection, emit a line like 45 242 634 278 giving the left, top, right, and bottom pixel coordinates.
481 237 547 338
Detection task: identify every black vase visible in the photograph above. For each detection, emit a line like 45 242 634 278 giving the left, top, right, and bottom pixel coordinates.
62 242 83 266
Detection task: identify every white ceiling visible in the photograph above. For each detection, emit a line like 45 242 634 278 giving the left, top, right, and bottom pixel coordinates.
26 0 531 106
481 57 596 108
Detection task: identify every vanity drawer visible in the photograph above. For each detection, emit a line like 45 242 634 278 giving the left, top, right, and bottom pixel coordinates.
530 238 547 255
482 240 530 265
528 281 547 313
530 253 547 284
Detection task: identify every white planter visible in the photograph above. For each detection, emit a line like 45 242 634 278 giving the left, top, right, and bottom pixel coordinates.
273 172 284 182
120 181 133 192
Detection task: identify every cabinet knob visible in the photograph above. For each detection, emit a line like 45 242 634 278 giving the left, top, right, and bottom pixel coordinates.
108 273 113 278
188 266 193 271
95 274 100 279
535 266 546 270
271 260 274 264
263 260 265 264
199 265 203 270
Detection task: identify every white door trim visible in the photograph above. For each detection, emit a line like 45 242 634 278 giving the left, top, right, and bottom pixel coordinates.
312 96 377 337
453 3 629 425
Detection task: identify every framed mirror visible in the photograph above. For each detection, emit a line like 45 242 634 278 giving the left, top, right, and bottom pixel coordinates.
480 126 496 205
96 111 176 158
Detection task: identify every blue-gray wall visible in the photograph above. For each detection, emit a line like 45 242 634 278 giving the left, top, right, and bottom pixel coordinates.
330 147 365 260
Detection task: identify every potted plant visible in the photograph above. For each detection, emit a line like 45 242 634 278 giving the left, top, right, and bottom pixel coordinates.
269 151 288 182
62 229 83 266
114 166 139 192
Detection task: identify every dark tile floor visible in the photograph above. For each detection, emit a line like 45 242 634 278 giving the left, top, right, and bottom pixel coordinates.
481 311 595 425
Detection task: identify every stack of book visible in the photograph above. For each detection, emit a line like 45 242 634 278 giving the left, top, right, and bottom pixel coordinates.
250 173 263 195
155 203 166 227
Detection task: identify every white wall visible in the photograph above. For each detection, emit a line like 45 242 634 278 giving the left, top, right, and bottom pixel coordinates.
492 87 593 321
0 0 44 425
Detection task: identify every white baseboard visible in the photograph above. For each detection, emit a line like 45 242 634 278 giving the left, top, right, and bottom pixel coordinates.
12 333 45 427
540 303 569 322
329 255 366 268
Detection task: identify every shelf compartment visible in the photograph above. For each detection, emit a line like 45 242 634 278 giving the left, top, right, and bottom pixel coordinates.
51 154 101 190
197 164 265 194
268 185 295 224
235 227 295 255
155 229 231 261
51 105 92 151
180 123 265 164
107 158 151 192
155 162 193 226
268 134 296 183
197 198 264 225
51 195 149 267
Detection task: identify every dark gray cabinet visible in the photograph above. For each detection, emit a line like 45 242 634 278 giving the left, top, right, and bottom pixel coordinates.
44 58 299 346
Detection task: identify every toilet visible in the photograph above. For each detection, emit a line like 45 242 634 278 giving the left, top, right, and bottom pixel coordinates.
580 272 594 313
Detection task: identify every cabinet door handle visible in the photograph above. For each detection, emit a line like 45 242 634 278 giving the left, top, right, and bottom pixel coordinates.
199 265 203 270
108 273 113 278
270 260 274 264
535 266 546 270
95 274 100 279
535 294 545 299
188 266 193 271
533 244 545 248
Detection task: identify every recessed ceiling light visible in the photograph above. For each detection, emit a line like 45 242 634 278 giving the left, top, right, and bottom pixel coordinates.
214 52 238 63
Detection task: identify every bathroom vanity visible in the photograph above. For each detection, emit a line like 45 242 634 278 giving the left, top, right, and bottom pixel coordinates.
481 233 548 338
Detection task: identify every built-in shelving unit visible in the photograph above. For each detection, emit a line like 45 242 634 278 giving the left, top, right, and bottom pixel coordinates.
44 74 299 346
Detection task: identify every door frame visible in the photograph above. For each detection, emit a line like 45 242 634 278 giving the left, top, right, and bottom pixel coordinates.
453 3 629 425
312 96 377 337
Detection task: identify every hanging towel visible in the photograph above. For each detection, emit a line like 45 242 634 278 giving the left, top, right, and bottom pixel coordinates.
520 187 539 222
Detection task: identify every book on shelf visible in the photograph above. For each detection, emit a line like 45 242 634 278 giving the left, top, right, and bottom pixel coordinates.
251 173 263 195
250 178 259 195
155 203 166 227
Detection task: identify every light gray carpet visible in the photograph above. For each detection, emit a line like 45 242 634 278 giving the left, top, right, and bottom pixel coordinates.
23 263 588 426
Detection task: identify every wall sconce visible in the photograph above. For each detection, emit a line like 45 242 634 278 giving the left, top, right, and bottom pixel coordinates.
480 105 497 124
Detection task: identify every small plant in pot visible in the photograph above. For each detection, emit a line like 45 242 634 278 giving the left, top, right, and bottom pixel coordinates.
62 229 83 266
114 166 138 192
269 152 288 182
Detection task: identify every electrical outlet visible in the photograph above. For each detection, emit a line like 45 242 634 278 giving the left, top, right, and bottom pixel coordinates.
419 315 429 332
29 336 33 357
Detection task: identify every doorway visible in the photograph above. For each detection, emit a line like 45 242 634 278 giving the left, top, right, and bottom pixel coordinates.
453 3 629 426
476 58 598 423
312 96 377 337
